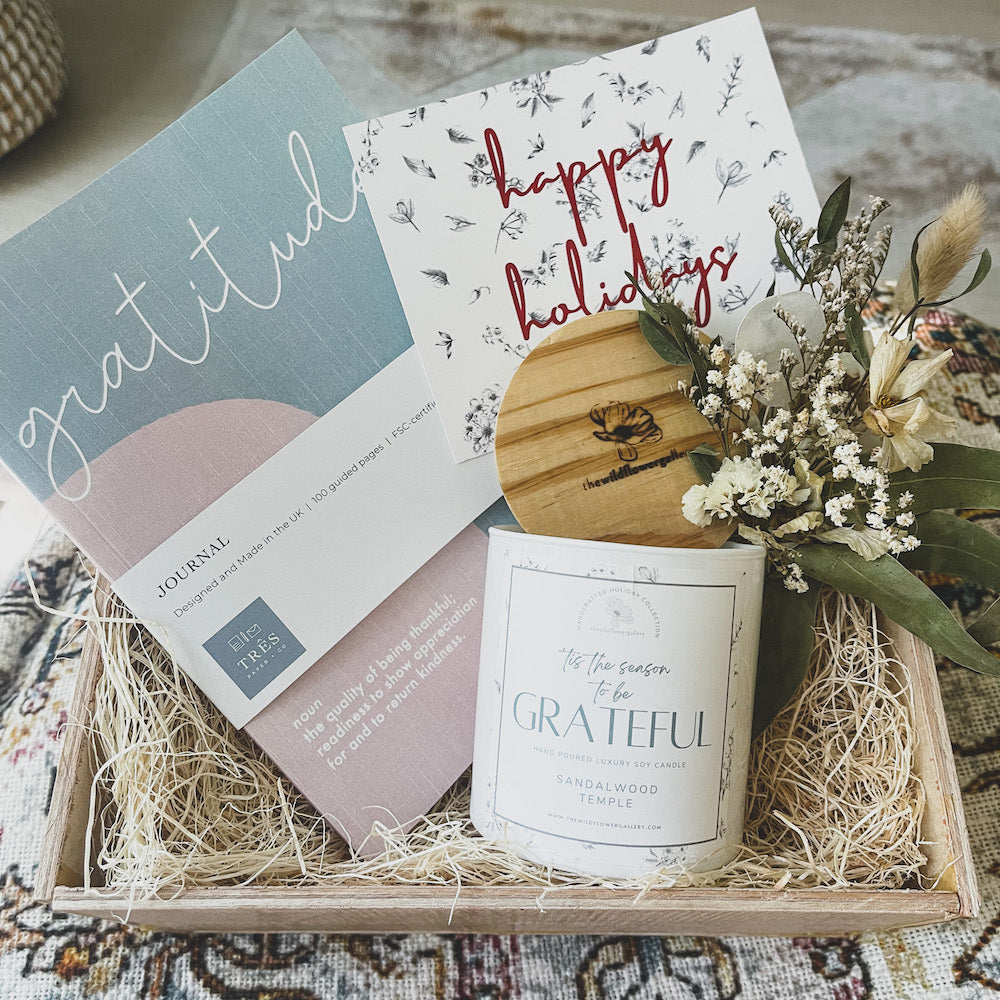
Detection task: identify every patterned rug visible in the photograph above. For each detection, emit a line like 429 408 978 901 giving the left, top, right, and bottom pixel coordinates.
3 3 1000 998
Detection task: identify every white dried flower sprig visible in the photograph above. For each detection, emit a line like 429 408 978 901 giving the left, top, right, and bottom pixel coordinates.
682 454 812 526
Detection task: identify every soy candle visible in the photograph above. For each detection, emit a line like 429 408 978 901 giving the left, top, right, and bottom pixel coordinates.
470 526 765 878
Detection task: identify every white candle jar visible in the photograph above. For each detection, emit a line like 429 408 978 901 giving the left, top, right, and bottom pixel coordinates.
470 526 765 878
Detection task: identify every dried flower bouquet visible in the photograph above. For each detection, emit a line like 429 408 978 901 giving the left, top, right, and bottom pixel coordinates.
632 179 997 730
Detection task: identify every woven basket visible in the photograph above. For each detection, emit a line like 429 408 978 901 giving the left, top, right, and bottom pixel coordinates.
0 0 67 157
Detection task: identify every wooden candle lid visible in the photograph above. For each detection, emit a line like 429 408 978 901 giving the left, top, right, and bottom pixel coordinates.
494 309 732 548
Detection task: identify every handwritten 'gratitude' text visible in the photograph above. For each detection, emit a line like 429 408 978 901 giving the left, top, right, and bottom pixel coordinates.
20 132 358 501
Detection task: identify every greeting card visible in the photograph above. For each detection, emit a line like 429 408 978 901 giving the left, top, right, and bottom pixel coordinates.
344 8 819 462
0 34 500 849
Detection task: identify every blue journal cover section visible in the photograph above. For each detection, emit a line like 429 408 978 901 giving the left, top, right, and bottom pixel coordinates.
0 33 409 507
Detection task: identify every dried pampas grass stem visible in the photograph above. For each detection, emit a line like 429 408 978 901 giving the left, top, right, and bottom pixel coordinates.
85 585 925 897
893 182 988 316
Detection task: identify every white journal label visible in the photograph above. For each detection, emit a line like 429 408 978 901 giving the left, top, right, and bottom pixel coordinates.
114 348 501 728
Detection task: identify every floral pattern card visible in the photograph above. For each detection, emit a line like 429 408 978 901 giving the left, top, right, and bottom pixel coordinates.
344 8 819 463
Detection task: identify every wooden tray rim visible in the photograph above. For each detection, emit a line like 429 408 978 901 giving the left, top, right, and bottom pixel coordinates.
36 594 981 934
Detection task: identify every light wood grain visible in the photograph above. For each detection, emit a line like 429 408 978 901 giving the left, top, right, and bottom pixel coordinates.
881 617 980 916
495 310 732 548
35 588 107 902
47 883 964 935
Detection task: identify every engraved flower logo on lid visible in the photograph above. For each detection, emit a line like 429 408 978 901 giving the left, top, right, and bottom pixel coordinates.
590 401 663 462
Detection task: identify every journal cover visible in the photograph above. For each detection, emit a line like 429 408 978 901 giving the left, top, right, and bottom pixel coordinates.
0 33 500 849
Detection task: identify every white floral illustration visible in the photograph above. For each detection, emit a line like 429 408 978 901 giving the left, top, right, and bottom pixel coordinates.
495 208 528 250
465 152 496 187
555 174 602 224
642 227 700 278
464 384 503 453
716 157 751 201
621 122 663 181
719 279 762 313
510 72 563 115
445 215 476 231
403 155 436 178
388 199 419 231
482 325 529 359
717 53 744 114
601 71 663 105
355 119 382 174
686 139 707 163
518 246 561 287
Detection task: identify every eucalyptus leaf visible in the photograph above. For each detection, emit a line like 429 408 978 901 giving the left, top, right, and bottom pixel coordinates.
908 219 934 308
659 300 694 341
688 445 722 484
812 238 837 259
890 443 1000 514
794 544 1000 676
733 291 825 408
816 176 851 244
803 238 836 284
920 248 993 309
773 229 800 281
844 302 870 370
969 595 1000 645
625 271 662 316
686 340 711 397
900 510 1000 592
626 270 697 348
638 311 688 366
752 579 820 737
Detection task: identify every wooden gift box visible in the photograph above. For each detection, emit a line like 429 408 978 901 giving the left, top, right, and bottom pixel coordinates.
36 613 979 935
